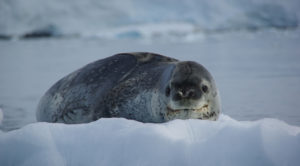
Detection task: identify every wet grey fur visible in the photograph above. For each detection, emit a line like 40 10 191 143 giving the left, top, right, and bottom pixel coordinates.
36 52 220 123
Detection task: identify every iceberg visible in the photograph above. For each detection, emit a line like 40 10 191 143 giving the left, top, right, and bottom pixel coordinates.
1 115 299 166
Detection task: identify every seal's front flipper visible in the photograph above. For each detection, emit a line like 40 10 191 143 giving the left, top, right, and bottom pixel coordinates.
60 108 93 124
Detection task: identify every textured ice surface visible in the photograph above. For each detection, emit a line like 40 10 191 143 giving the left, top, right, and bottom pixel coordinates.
0 115 300 166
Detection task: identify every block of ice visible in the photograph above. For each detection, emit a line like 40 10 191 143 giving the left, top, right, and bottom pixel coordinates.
0 115 299 166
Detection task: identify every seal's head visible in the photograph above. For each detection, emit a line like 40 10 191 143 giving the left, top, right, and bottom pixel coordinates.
165 61 220 120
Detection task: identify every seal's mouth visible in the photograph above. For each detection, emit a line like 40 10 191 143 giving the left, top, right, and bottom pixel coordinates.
165 103 217 120
167 104 209 113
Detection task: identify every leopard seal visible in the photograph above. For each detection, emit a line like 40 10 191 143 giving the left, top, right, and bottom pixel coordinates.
36 52 220 123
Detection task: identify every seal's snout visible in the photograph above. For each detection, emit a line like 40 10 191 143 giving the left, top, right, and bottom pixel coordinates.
176 88 195 98
173 87 200 101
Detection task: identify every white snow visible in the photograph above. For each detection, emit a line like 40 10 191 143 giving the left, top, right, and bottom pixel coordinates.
0 115 300 166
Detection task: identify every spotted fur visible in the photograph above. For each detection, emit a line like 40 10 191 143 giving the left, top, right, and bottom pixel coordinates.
36 52 220 123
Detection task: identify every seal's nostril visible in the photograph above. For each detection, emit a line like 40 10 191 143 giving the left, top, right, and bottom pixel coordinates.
172 91 183 101
187 89 195 98
178 91 183 97
177 91 183 99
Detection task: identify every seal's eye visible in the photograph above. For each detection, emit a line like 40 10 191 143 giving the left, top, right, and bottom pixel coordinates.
201 85 208 93
165 86 171 97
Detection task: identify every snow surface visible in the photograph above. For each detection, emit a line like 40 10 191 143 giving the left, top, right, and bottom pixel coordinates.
0 115 300 166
